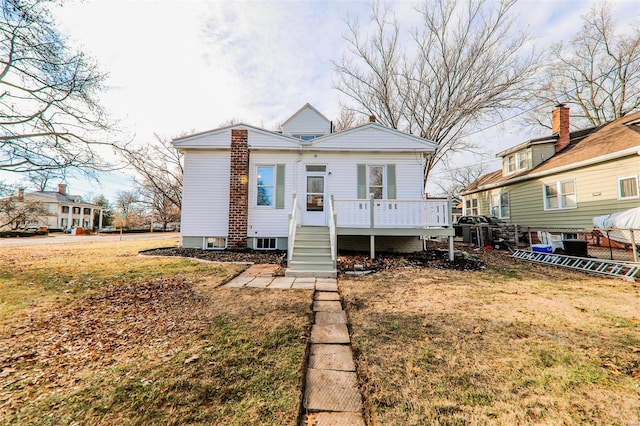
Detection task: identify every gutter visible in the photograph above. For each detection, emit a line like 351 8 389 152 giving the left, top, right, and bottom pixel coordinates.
462 146 640 195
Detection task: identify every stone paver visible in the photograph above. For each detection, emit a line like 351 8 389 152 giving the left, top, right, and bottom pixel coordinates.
305 368 362 412
222 277 252 288
243 263 279 276
315 280 338 292
245 277 271 288
294 277 316 283
313 300 342 312
309 344 356 371
310 412 365 426
310 323 350 344
292 280 315 290
268 277 294 289
315 311 348 324
314 291 340 301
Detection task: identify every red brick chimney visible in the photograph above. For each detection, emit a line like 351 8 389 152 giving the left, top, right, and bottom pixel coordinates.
57 184 67 196
228 129 249 249
17 188 24 199
369 114 376 123
552 104 570 152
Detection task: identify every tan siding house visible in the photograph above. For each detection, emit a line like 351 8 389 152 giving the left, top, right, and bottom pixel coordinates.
461 106 640 229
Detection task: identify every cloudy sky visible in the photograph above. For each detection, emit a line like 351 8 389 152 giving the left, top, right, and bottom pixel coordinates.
8 0 640 200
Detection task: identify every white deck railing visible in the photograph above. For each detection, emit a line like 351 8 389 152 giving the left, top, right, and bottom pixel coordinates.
287 192 301 262
333 197 450 228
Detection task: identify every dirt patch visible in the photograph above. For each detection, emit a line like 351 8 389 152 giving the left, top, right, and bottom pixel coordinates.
142 247 486 273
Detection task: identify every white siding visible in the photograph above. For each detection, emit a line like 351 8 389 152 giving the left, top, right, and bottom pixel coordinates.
295 152 425 200
180 150 230 237
174 129 231 149
248 151 299 237
282 106 331 136
311 126 434 151
247 130 302 149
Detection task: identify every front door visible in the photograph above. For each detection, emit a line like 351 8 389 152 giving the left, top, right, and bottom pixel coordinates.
303 165 327 226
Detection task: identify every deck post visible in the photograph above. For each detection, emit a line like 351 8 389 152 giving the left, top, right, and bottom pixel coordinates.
369 193 374 228
370 235 376 259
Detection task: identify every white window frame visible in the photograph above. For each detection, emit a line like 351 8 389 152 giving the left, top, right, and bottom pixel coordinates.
293 134 321 141
516 151 527 170
256 165 275 208
465 198 479 215
543 179 577 210
203 237 226 250
506 155 516 173
490 192 510 219
367 165 386 200
255 237 277 250
617 175 639 200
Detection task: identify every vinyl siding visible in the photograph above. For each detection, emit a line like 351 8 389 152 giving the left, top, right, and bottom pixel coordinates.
282 107 330 136
180 150 230 237
531 144 556 168
311 126 433 151
473 155 640 228
247 130 302 149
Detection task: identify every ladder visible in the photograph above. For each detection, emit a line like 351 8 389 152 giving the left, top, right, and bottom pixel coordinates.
512 249 640 281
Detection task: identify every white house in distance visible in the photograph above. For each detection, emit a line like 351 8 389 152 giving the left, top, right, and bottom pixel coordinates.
11 184 104 231
173 103 454 277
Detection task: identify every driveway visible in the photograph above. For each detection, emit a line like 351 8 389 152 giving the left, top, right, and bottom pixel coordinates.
0 232 180 247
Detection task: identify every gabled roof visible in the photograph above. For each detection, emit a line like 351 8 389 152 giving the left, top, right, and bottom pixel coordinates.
281 103 331 127
462 111 640 195
172 123 303 150
23 191 97 206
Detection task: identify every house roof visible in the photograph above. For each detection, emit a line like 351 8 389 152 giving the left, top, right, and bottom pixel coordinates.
173 104 437 152
23 191 98 206
462 110 640 195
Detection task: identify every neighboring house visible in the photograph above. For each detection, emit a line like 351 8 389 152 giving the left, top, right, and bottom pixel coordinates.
173 103 454 276
461 105 640 229
7 184 104 231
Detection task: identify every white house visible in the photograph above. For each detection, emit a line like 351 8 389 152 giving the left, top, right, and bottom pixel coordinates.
7 184 103 231
173 104 454 277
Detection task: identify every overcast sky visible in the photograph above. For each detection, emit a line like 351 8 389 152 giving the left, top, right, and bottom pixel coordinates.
6 0 640 200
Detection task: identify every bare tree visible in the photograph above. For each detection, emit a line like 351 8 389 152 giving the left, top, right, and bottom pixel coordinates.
1 0 114 175
526 1 640 129
20 169 66 191
334 0 540 182
0 183 45 229
434 160 488 197
114 190 145 229
333 108 368 132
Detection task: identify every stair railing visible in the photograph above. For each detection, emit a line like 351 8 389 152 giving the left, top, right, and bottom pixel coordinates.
328 194 337 267
287 192 300 263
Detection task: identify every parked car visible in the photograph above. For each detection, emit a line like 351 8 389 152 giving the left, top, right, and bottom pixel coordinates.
455 215 489 225
483 216 505 224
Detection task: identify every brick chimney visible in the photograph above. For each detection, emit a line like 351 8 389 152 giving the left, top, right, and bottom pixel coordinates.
228 129 249 249
57 184 67 196
552 104 570 152
17 187 24 199
369 114 376 123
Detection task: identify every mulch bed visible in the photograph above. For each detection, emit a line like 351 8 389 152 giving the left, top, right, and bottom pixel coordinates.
141 247 486 273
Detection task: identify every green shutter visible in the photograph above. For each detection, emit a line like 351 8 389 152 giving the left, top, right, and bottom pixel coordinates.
275 164 285 209
357 164 366 199
386 164 396 199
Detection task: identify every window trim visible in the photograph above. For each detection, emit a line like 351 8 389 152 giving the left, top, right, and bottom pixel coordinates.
617 175 639 200
464 198 479 215
543 179 577 211
490 192 510 219
203 237 226 250
256 165 276 208
255 237 277 250
367 165 385 200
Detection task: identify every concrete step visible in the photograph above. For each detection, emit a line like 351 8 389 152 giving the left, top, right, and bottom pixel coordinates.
288 260 335 271
297 226 329 234
285 269 337 278
291 252 332 260
293 248 331 257
294 234 330 243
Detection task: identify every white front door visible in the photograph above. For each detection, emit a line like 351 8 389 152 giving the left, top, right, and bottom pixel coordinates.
302 165 327 226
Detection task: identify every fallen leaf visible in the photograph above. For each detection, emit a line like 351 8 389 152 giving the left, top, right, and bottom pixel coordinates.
184 355 200 365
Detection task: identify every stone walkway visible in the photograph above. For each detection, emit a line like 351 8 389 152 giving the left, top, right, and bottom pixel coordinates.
222 264 366 425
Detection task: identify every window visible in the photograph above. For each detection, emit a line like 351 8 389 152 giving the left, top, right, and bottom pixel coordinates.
490 192 510 218
618 176 639 199
83 208 91 215
368 165 384 199
257 166 275 206
517 151 527 170
61 206 69 213
255 238 277 250
544 180 576 210
506 155 516 173
204 237 226 250
294 134 320 141
72 207 80 214
465 198 478 215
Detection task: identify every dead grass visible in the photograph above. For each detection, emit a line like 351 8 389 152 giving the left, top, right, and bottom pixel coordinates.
0 239 311 425
340 250 640 425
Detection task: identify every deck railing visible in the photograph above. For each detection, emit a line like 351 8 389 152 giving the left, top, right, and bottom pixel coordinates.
333 196 450 228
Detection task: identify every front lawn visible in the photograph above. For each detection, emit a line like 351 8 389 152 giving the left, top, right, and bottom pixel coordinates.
341 250 640 425
0 239 310 425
